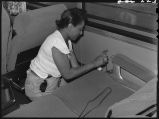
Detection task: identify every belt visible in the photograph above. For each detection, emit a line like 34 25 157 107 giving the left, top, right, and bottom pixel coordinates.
29 69 52 92
29 69 52 79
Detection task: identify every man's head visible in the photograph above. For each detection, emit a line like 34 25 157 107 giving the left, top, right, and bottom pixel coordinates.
56 8 86 41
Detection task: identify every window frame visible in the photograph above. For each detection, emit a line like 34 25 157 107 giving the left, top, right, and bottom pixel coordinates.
82 2 157 45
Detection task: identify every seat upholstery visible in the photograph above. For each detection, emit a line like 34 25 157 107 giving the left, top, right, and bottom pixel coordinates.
105 77 157 117
5 70 133 117
7 4 67 72
52 70 133 117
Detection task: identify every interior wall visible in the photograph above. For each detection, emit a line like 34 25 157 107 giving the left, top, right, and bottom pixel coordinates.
74 27 157 76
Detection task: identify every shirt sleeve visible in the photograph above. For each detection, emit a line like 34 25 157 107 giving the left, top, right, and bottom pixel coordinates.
53 38 70 55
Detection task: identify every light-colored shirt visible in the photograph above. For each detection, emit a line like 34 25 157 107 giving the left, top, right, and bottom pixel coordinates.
30 30 72 79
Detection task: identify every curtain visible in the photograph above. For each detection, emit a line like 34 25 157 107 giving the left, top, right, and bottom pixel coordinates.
3 1 26 16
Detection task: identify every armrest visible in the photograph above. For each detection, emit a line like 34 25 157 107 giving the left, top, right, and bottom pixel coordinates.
108 54 156 91
1 76 20 116
111 54 155 83
3 70 25 93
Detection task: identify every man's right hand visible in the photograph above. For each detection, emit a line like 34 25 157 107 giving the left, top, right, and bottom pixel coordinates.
93 50 108 68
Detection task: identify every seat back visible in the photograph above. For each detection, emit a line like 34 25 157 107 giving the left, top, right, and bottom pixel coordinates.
1 4 12 74
7 4 67 72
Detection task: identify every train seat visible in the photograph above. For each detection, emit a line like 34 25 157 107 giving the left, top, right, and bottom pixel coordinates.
2 4 67 93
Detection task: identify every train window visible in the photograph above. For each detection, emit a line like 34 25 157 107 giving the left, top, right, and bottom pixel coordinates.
82 2 157 45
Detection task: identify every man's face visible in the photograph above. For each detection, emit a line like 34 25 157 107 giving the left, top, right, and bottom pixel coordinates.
68 21 85 42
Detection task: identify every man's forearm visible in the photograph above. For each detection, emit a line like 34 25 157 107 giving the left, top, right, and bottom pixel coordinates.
64 61 96 81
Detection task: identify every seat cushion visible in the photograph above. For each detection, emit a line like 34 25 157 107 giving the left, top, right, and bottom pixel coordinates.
5 94 76 117
5 70 134 117
52 70 133 117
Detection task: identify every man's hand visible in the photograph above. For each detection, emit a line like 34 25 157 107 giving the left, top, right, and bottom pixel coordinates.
93 50 109 68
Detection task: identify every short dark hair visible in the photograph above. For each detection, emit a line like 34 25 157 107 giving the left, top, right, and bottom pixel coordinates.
56 8 87 30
